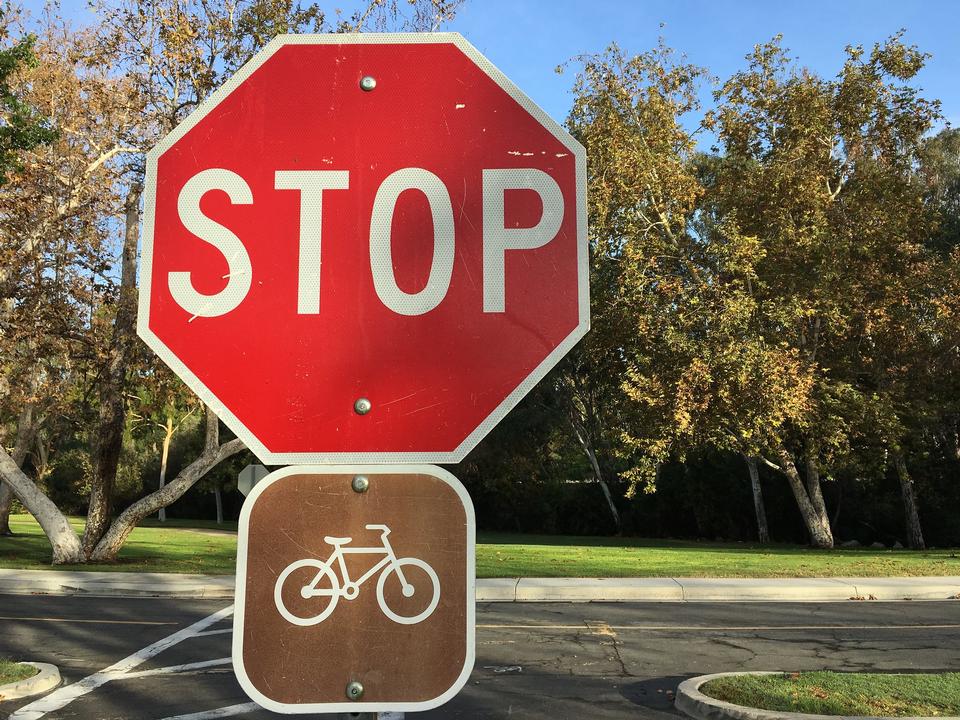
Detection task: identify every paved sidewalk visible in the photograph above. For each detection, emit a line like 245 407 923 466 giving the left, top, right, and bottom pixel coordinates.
1 569 958 602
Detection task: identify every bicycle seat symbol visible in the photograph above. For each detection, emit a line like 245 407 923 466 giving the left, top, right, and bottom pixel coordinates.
274 524 441 626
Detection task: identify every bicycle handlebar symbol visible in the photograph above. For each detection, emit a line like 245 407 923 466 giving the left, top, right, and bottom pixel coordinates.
274 524 441 626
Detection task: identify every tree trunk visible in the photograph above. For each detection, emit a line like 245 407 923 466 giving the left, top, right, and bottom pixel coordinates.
593 461 620 533
158 416 173 523
89 407 244 562
743 455 770 544
34 431 51 479
893 452 925 550
557 370 621 533
214 484 223 525
804 443 830 527
949 415 960 462
0 402 41 535
0 483 13 536
771 445 834 548
82 183 141 556
570 420 621 532
0 444 83 564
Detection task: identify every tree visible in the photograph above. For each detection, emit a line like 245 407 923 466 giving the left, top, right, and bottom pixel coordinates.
702 34 944 548
0 9 58 534
0 12 131 553
566 41 814 546
920 128 960 254
0 13 56 185
551 354 626 532
919 128 960 466
566 41 708 495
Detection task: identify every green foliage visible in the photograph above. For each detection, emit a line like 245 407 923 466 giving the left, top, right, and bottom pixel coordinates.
0 25 56 185
921 128 960 253
556 31 959 549
42 448 92 514
567 40 818 496
705 32 944 467
456 385 616 534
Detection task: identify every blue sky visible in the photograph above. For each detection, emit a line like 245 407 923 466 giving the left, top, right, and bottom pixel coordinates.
450 0 960 130
28 1 960 129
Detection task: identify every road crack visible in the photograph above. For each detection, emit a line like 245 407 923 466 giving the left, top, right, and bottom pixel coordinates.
586 620 633 677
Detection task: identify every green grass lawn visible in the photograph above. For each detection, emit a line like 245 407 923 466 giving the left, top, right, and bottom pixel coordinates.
701 671 960 717
1 515 237 574
475 532 960 578
2 514 959 576
0 659 37 686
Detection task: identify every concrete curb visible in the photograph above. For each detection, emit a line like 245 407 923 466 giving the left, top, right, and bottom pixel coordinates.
675 671 957 720
0 569 958 602
0 569 235 599
0 662 61 702
496 577 960 602
513 577 684 601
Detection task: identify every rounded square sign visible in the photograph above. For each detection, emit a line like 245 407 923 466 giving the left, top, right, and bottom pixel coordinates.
232 465 475 713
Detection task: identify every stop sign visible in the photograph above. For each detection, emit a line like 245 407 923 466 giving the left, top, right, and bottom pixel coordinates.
138 33 588 463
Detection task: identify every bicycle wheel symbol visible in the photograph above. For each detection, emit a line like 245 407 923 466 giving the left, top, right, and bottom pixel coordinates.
274 559 340 626
376 558 440 625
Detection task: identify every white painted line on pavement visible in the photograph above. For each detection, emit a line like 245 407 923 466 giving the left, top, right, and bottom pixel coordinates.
156 702 262 720
193 628 232 637
9 605 234 720
123 658 232 679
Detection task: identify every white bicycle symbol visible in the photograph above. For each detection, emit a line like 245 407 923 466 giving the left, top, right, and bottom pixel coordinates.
274 524 440 626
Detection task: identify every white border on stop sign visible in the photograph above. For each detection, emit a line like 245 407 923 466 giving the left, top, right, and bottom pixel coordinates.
232 464 476 714
137 33 589 465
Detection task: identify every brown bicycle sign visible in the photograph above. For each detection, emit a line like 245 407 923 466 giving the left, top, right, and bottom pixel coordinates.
232 465 476 713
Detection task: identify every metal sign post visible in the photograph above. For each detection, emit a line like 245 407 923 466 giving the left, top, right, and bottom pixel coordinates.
237 464 268 497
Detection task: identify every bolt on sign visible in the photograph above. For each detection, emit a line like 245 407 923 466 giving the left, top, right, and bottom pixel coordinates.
233 466 475 713
136 32 589 464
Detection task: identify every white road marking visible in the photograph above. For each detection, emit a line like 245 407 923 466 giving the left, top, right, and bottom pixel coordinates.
192 628 233 637
9 605 234 720
157 702 405 720
156 703 262 720
123 657 232 679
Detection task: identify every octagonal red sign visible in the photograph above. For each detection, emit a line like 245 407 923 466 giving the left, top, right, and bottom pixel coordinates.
138 33 588 463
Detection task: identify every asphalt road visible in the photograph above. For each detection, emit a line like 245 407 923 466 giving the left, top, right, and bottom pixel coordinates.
1 595 958 719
